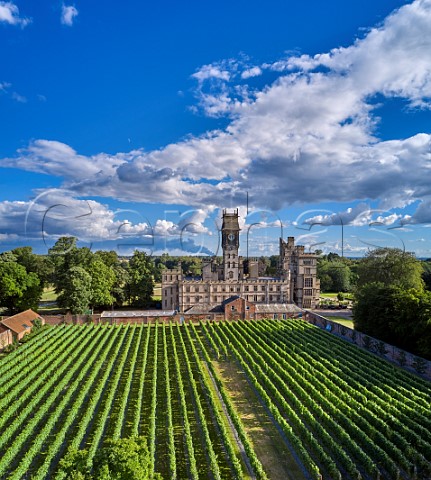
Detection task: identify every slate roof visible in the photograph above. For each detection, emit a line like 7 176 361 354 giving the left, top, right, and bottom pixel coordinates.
0 309 43 334
255 303 302 314
101 310 176 318
184 304 224 315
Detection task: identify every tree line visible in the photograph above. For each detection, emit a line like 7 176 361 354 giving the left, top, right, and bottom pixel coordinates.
0 239 209 315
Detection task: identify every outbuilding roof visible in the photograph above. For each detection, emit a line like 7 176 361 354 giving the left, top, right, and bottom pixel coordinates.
255 303 302 314
0 309 43 334
100 310 176 318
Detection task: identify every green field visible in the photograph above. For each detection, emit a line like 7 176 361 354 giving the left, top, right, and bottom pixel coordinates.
40 286 57 302
323 316 354 329
1 320 430 479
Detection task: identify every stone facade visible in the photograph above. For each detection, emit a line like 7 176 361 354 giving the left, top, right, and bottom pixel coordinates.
162 209 320 314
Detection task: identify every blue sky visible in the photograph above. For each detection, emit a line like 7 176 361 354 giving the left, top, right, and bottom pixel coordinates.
1 0 431 257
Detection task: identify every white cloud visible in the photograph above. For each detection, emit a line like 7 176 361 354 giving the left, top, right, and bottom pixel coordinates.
192 64 231 83
0 191 214 254
241 66 262 79
61 4 78 26
0 1 31 27
303 204 401 228
2 0 431 225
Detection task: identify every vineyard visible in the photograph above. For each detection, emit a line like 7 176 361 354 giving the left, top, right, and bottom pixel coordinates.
0 319 431 479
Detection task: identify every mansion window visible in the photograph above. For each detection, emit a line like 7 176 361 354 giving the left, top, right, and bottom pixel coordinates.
304 278 313 288
195 296 200 302
254 286 258 292
304 289 313 296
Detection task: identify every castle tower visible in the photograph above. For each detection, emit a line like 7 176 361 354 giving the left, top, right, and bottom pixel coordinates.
221 209 240 281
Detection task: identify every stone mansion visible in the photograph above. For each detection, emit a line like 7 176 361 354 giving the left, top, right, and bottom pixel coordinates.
162 209 320 316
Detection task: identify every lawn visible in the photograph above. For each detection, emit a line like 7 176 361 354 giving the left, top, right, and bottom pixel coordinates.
323 316 354 329
40 286 57 302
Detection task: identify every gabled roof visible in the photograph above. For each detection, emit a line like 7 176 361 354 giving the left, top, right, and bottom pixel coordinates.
0 309 43 335
0 324 9 334
221 296 241 306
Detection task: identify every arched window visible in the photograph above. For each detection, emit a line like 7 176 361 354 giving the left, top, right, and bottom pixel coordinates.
229 271 234 279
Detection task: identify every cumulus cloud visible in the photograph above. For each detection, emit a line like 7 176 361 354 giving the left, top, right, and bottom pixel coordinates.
302 204 401 227
0 1 31 27
241 66 262 79
61 4 78 26
2 0 431 226
192 64 232 83
0 191 214 254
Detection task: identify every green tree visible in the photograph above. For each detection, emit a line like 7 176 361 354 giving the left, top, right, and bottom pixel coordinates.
0 261 42 313
88 259 115 310
317 258 352 292
422 260 431 291
354 283 431 359
126 251 154 308
353 282 397 343
356 247 424 291
12 247 51 286
48 237 93 294
57 266 92 314
112 262 130 307
58 437 161 479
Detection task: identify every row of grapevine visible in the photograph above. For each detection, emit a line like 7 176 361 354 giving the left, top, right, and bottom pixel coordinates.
272 320 431 465
191 322 268 479
258 319 431 472
209 319 431 480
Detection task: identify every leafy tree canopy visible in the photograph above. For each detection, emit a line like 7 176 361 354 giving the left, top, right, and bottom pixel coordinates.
353 283 431 359
126 251 154 308
0 261 42 314
57 266 92 314
58 436 162 480
87 259 115 309
356 247 424 291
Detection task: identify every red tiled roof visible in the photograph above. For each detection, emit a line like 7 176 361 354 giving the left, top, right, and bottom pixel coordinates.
0 309 43 335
